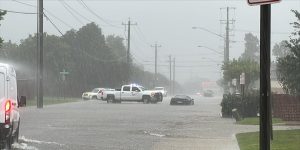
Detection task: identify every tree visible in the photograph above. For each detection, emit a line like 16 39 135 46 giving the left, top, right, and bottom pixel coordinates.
0 22 174 98
222 58 259 91
276 10 300 95
0 10 6 48
106 35 127 63
241 33 259 62
272 41 290 58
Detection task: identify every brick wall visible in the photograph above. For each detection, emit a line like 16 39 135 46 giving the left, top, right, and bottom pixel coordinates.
273 94 300 121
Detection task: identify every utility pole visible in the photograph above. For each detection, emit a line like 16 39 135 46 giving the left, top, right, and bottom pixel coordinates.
220 7 235 63
37 0 43 108
225 7 230 63
169 55 172 95
122 18 137 83
151 42 161 87
220 6 235 94
172 58 175 95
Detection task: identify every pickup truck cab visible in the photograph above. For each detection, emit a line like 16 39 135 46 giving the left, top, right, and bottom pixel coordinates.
104 84 163 104
154 87 167 97
0 63 20 149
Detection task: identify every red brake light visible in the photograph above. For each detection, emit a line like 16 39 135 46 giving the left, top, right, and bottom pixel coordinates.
5 100 11 112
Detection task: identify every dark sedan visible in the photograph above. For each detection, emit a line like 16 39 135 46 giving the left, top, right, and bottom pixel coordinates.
170 95 194 105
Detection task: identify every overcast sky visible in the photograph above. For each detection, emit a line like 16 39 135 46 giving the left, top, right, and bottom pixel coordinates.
0 0 299 84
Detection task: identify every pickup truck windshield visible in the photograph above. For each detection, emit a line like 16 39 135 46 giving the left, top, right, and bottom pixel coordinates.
0 73 4 99
92 88 99 93
139 86 146 91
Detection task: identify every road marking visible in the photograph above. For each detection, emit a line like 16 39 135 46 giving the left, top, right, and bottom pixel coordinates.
19 136 64 146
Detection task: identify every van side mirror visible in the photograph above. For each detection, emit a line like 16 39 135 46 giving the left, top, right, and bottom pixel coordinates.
18 96 27 107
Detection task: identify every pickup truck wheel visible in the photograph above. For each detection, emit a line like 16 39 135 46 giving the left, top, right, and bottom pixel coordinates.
151 99 158 104
143 97 149 104
107 96 114 103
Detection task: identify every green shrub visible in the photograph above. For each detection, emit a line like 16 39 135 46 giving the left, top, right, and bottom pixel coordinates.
221 91 259 118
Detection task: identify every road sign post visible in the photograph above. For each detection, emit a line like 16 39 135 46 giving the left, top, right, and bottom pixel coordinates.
260 5 271 150
248 1 281 150
240 73 245 98
60 69 69 100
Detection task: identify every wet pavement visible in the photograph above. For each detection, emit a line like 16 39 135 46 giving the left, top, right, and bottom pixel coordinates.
15 95 299 150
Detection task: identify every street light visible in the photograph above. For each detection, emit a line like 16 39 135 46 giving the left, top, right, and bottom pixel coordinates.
192 26 225 39
201 57 222 64
198 45 224 56
192 26 236 43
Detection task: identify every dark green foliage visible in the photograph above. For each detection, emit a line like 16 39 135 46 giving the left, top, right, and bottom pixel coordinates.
241 33 259 62
276 10 300 95
272 41 290 58
221 91 259 118
0 10 6 48
0 23 172 98
222 59 259 90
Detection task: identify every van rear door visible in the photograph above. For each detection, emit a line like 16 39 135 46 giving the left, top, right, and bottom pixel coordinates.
0 67 6 100
0 67 7 123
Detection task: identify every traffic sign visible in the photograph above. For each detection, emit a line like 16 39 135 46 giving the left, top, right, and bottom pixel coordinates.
240 73 245 85
248 0 281 6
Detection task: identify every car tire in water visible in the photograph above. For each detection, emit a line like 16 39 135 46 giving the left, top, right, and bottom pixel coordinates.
5 132 13 150
190 101 194 105
12 120 20 143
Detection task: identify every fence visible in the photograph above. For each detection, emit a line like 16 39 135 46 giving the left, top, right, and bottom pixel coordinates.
273 94 300 121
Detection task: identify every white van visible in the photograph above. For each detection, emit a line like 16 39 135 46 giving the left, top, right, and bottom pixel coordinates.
0 63 20 149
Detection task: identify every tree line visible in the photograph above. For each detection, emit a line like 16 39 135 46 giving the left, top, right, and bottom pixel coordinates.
0 21 172 98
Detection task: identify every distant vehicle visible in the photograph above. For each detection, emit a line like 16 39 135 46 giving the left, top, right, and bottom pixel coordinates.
203 90 214 97
97 88 115 100
82 88 103 100
196 92 202 96
154 87 168 97
170 95 194 105
0 63 21 149
103 84 163 104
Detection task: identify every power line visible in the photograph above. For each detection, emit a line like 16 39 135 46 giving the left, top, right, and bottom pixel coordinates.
77 0 122 28
11 0 35 7
59 0 85 25
10 0 74 29
44 10 74 29
234 29 290 35
132 28 151 46
142 64 219 68
44 13 64 36
42 10 127 63
0 8 36 14
61 0 93 23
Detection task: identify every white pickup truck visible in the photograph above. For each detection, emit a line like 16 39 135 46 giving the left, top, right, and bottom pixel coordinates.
103 84 163 104
0 63 21 149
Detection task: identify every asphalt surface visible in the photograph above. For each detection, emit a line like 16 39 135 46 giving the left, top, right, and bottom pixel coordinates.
13 95 299 150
